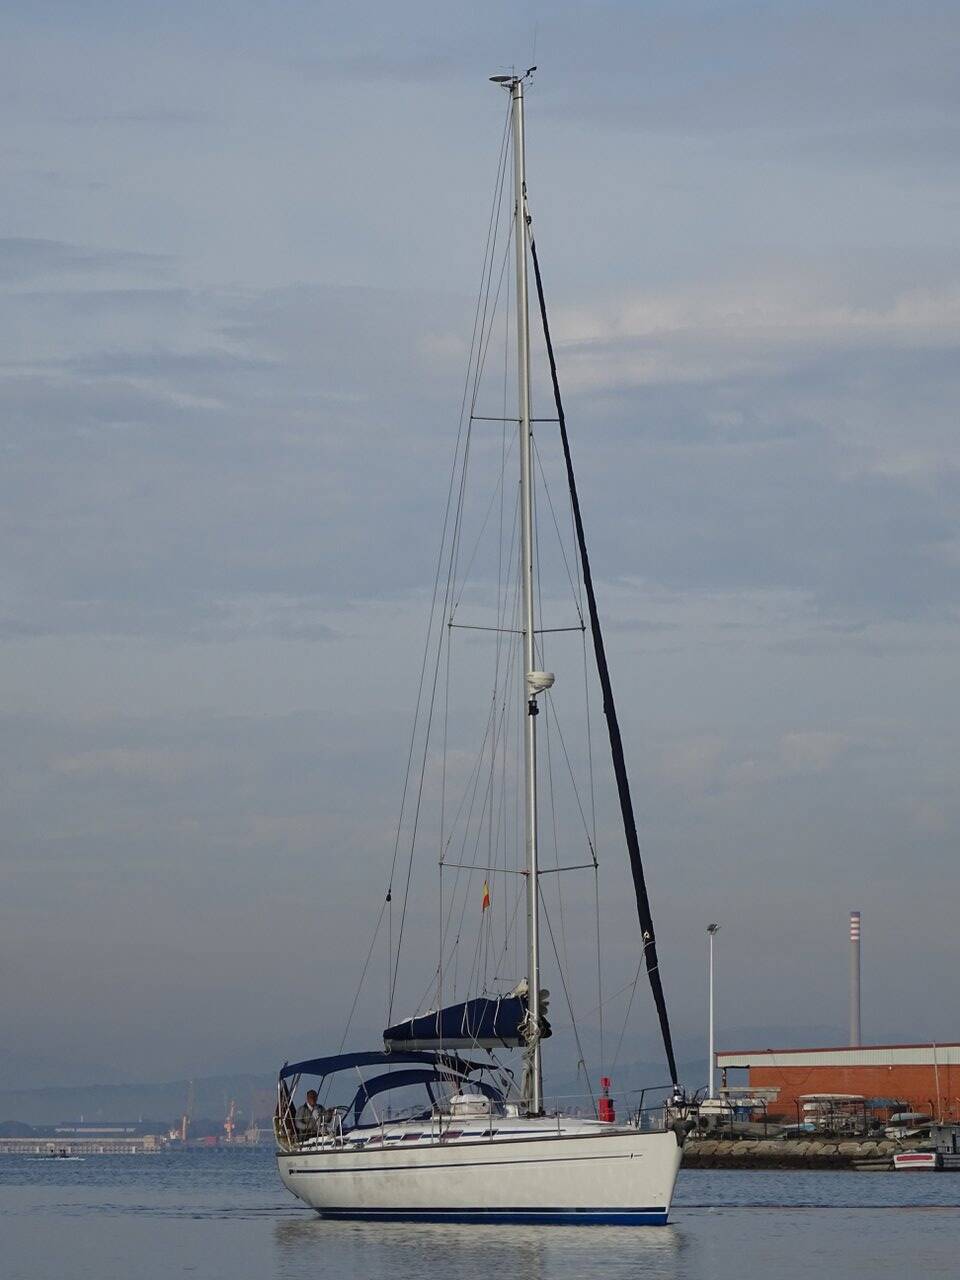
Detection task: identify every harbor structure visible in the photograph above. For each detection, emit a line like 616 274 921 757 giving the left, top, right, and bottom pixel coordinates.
716 1042 960 1122
849 910 861 1046
707 924 720 1098
0 1123 167 1155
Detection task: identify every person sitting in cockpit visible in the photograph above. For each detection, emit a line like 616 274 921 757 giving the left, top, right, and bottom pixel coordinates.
296 1089 322 1136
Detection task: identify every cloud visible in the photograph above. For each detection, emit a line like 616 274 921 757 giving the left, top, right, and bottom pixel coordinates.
292 50 468 86
83 107 209 127
51 747 200 783
778 731 851 772
652 726 857 794
552 281 960 394
2 0 959 1085
544 0 960 141
657 735 726 791
911 799 948 835
0 275 479 640
0 238 168 285
725 730 855 787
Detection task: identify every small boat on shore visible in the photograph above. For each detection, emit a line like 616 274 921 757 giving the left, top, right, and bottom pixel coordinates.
893 1151 939 1170
885 1111 932 1141
892 1123 960 1171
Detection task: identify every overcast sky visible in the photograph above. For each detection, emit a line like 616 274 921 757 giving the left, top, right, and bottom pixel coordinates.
1 1 958 1091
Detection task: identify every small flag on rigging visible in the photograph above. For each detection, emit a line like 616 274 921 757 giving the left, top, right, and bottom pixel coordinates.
481 880 490 912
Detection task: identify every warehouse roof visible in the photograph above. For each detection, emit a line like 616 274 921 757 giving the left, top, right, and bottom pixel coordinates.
717 1043 960 1069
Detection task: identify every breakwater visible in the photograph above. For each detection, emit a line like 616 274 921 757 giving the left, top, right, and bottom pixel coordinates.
682 1137 908 1170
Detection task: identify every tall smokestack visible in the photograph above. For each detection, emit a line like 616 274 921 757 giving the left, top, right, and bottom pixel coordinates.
849 910 861 1046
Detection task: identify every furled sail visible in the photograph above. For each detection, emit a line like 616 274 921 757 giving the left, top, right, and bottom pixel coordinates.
528 234 679 1088
384 991 551 1051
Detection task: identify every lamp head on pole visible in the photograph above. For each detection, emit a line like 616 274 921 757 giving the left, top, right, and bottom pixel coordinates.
489 67 537 90
707 923 720 936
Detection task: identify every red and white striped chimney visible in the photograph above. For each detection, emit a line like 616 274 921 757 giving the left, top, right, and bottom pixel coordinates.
849 910 861 1047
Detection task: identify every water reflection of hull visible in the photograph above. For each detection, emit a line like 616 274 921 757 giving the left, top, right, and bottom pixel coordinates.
273 1212 683 1280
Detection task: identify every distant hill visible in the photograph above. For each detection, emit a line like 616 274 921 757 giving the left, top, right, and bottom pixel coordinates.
0 1073 276 1128
0 1049 129 1093
0 1120 37 1138
3 1021 902 1127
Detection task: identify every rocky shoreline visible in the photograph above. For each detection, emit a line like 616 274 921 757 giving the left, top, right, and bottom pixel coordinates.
681 1137 908 1170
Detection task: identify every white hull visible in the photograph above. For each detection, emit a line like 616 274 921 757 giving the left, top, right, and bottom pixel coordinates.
892 1151 939 1170
278 1125 682 1225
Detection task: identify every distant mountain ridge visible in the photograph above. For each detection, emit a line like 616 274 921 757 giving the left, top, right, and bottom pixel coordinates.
0 1073 277 1128
3 1023 916 1126
0 1049 130 1093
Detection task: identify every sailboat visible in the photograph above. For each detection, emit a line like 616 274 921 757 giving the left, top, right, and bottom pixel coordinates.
275 70 688 1225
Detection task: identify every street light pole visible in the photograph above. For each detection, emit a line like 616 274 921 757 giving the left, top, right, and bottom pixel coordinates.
707 923 720 1099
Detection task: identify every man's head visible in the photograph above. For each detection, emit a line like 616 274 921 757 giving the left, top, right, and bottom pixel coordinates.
306 1090 318 1106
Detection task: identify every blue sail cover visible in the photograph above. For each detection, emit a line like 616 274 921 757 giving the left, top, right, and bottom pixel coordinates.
384 994 548 1050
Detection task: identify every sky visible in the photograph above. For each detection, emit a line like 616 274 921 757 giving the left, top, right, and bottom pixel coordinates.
1 0 958 1092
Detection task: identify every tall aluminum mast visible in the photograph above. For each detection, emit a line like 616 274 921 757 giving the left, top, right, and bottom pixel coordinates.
494 69 543 1114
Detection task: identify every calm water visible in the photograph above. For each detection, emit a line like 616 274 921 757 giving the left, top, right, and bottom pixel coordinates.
2 1148 958 1280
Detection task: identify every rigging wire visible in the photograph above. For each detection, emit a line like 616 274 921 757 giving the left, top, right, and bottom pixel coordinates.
531 437 585 625
433 112 521 1011
542 697 570 976
528 227 680 1087
334 892 391 1058
537 886 596 1111
448 135 514 617
532 462 572 981
439 473 522 953
498 229 513 960
435 537 522 1004
348 89 653 1114
548 961 644 1034
611 957 646 1076
450 433 517 619
538 684 597 856
387 98 514 1024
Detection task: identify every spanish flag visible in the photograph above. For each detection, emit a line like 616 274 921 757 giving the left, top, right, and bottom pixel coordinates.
481 880 490 912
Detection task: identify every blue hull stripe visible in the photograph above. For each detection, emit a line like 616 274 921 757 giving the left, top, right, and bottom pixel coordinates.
313 1207 669 1225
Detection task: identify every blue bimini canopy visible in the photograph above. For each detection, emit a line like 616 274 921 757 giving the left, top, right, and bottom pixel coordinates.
384 994 548 1051
278 1049 483 1083
347 1069 504 1126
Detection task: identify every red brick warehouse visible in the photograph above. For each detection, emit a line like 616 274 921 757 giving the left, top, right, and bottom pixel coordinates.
715 1044 960 1122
